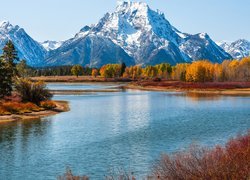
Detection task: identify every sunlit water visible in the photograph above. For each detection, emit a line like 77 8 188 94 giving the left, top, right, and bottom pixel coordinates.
0 83 249 179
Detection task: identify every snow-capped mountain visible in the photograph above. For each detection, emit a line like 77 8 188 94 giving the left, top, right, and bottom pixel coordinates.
179 33 231 63
41 40 63 51
0 2 233 67
46 1 231 67
217 39 250 59
45 34 135 67
0 21 46 66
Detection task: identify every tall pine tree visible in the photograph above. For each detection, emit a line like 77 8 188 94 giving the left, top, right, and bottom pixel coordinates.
0 40 19 97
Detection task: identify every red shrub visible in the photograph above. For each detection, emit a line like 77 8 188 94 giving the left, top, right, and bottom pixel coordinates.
153 132 250 179
58 168 89 180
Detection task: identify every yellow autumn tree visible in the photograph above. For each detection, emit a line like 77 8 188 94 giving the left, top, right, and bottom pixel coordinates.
100 64 122 78
172 63 189 81
91 69 98 78
238 57 250 81
228 60 240 81
186 60 214 82
213 63 223 82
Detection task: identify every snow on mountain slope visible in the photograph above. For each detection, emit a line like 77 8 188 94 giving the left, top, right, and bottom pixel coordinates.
92 1 189 64
46 1 231 67
0 21 46 66
41 40 63 51
0 1 233 67
179 33 231 63
45 34 135 67
217 39 250 59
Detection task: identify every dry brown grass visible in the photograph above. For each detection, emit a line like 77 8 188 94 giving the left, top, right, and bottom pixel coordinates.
0 101 43 115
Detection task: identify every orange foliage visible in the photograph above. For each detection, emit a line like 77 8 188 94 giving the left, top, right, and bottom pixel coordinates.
153 132 250 179
100 64 122 78
0 102 43 115
40 100 57 110
123 65 142 79
91 69 98 78
186 60 214 82
98 58 250 82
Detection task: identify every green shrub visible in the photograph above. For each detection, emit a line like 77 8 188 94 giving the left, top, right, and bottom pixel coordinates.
14 78 52 105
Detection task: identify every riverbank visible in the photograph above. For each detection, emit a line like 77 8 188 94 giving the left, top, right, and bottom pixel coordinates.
31 76 132 82
50 89 123 95
0 101 69 124
125 81 250 96
32 76 250 95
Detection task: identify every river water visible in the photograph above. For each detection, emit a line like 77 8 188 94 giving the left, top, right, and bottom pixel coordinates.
0 83 249 179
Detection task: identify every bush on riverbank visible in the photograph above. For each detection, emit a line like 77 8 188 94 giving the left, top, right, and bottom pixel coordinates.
14 78 52 105
58 168 89 180
58 132 250 179
153 132 250 179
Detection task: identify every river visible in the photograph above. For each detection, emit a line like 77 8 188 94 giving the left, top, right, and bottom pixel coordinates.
0 83 249 179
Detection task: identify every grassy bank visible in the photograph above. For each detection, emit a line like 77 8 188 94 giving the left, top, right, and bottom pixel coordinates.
0 101 69 124
125 80 250 95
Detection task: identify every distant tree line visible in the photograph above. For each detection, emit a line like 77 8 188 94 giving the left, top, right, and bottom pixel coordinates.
16 62 94 77
99 59 250 82
13 51 250 82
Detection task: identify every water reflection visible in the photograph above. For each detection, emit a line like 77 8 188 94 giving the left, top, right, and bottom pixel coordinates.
185 92 222 101
0 85 249 179
0 118 53 179
0 118 52 143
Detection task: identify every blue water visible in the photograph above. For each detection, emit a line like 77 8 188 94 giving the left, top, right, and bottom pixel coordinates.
46 83 124 90
0 83 249 179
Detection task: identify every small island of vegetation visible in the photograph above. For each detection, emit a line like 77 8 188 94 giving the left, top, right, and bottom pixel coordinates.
0 41 68 123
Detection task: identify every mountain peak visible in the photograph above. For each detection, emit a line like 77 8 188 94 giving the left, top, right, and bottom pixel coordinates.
0 20 12 29
233 39 250 45
198 32 209 39
41 40 63 51
0 20 10 26
218 39 250 59
116 1 149 12
0 20 20 32
0 20 46 66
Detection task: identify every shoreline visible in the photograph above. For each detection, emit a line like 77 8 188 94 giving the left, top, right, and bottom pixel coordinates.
0 101 69 124
124 82 250 96
50 89 123 95
30 76 132 83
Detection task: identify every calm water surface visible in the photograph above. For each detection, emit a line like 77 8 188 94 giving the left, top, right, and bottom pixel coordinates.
0 83 249 179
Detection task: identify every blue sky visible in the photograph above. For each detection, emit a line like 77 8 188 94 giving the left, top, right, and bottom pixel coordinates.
0 0 249 42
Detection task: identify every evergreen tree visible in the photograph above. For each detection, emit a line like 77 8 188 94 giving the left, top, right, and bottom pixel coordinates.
1 40 19 70
0 58 7 97
0 40 19 97
120 62 126 77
